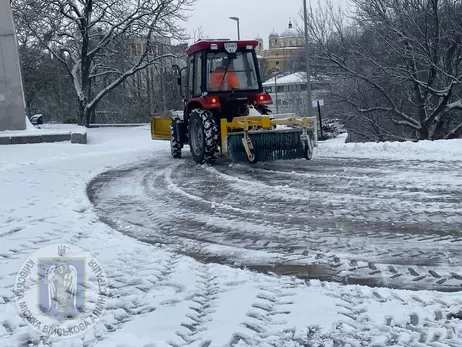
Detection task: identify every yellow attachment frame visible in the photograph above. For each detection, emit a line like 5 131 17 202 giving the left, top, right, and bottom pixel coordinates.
220 114 316 157
150 112 316 161
151 117 171 140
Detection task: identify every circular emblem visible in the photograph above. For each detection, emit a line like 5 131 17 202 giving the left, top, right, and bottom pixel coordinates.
13 244 108 339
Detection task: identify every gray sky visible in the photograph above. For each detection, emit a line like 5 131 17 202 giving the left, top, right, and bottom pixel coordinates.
181 0 310 48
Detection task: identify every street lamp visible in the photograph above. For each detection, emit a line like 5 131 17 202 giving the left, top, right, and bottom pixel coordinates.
302 0 313 120
229 17 240 40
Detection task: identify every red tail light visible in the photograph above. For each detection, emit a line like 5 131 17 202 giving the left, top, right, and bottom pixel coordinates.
255 93 272 104
202 96 221 108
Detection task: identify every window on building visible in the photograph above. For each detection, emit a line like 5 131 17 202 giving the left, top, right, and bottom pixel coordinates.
277 85 284 92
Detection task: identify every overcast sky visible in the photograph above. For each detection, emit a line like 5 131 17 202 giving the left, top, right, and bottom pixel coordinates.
181 0 345 48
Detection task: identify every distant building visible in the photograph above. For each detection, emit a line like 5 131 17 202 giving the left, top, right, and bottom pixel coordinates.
262 72 329 114
256 20 304 73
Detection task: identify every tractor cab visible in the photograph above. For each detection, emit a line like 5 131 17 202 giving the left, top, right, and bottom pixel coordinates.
196 41 261 94
176 40 272 119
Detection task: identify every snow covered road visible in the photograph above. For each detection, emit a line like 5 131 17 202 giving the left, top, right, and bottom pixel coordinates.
1 127 462 346
88 154 462 292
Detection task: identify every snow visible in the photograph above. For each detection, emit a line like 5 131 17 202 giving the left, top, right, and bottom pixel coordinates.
262 72 330 86
263 72 307 85
0 116 87 138
39 123 88 134
0 126 462 346
315 133 462 161
25 115 37 131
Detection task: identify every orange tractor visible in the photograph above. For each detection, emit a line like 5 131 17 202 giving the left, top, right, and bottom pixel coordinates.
151 39 316 164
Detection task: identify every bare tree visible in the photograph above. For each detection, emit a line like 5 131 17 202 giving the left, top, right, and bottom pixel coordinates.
192 25 205 42
12 0 195 126
306 0 462 141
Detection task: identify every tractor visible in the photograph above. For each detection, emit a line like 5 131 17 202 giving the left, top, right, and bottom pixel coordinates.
150 39 316 164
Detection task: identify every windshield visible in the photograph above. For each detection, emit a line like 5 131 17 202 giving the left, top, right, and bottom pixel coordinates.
206 51 259 92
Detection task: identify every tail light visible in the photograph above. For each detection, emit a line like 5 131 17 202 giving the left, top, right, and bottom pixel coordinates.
202 96 221 108
255 93 272 104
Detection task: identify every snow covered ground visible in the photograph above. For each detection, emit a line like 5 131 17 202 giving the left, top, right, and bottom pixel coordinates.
0 117 87 138
316 133 462 161
1 126 462 347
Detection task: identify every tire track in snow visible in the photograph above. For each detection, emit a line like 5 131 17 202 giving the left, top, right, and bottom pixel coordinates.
173 264 221 347
83 158 462 345
87 158 462 292
241 280 298 342
205 165 462 226
324 287 462 347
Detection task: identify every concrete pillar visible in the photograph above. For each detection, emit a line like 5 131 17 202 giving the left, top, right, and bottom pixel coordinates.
0 0 26 131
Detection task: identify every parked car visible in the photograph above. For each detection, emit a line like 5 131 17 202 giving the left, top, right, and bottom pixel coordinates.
30 114 43 125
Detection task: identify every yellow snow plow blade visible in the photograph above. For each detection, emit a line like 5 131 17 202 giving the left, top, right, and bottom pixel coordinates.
150 117 171 140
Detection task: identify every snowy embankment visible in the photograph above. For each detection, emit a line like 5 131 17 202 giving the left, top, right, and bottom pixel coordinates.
0 127 462 346
315 133 462 161
0 117 87 138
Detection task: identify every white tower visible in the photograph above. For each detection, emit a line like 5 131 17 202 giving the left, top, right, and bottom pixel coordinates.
255 34 264 53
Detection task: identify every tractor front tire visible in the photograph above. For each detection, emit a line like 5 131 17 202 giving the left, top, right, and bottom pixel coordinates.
170 121 181 159
188 108 219 164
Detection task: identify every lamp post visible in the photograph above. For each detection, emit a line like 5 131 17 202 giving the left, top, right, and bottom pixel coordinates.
303 0 313 119
229 17 240 40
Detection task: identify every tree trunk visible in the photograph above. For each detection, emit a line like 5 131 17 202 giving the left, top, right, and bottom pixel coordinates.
84 107 92 127
419 123 429 140
78 100 85 126
90 107 96 124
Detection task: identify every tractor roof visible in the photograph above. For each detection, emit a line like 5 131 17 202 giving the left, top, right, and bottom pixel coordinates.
186 39 259 56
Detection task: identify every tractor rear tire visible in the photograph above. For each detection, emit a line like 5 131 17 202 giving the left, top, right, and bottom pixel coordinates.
188 108 219 164
170 121 181 159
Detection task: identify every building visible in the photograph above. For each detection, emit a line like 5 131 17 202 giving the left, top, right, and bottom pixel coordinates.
256 20 304 73
262 72 329 114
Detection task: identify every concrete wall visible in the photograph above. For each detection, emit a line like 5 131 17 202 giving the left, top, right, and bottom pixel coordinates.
0 0 26 131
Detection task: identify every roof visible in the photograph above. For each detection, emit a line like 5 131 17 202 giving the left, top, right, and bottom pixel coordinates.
262 72 331 86
280 29 298 37
280 20 300 38
280 24 298 37
263 72 307 85
185 40 258 55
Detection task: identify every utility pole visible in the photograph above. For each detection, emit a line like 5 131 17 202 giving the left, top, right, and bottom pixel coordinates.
160 39 167 112
303 0 313 119
229 17 240 40
274 76 279 114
